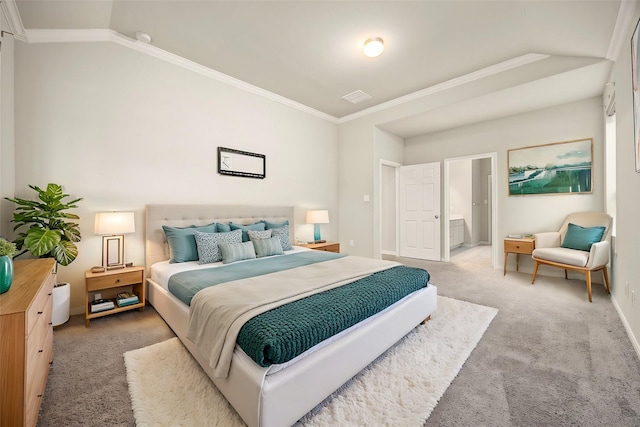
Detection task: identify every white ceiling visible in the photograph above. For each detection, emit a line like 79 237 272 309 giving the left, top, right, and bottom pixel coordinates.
10 1 634 137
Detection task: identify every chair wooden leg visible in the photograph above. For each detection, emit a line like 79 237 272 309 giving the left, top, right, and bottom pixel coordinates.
602 267 611 294
585 271 593 303
531 261 540 285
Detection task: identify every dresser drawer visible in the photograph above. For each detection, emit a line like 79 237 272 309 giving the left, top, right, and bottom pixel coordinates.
25 326 52 427
504 239 534 254
86 270 143 291
26 300 53 399
26 272 54 334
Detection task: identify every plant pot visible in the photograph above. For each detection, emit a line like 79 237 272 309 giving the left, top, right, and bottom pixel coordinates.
52 282 70 326
0 255 14 294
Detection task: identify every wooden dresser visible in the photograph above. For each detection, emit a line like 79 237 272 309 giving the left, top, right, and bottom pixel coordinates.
0 258 56 427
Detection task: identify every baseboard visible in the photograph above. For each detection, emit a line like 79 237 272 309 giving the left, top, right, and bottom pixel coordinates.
381 250 397 256
612 295 640 362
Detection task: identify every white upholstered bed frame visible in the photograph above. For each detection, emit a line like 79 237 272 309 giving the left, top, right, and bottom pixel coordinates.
145 204 438 427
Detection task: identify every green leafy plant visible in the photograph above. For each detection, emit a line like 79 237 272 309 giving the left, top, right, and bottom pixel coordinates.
5 183 82 266
0 238 16 258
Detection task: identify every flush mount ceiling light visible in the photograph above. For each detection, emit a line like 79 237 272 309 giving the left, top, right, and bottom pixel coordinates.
363 37 384 58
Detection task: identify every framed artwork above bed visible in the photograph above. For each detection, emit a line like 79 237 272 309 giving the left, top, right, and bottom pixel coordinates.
217 147 266 179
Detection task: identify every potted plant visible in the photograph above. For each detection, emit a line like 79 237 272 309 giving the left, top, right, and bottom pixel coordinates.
0 237 17 294
5 183 83 267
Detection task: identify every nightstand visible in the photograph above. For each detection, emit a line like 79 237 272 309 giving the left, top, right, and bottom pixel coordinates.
503 237 535 275
299 241 340 253
84 266 145 327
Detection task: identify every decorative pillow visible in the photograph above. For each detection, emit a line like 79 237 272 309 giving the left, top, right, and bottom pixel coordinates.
252 236 284 258
218 241 257 264
229 222 266 242
248 229 272 241
194 229 242 264
162 223 218 263
260 219 289 230
216 223 231 232
561 223 606 252
271 225 293 251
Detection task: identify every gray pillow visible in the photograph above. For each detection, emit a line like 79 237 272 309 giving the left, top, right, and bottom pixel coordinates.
218 241 257 264
253 236 284 258
271 225 293 251
248 229 272 241
194 229 242 264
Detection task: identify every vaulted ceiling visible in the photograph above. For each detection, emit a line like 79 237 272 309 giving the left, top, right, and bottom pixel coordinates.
8 1 635 136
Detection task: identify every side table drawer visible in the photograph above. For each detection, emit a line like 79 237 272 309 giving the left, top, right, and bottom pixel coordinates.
86 270 143 291
504 240 534 254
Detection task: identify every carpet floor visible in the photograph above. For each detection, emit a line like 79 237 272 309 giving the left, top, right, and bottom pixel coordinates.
124 296 497 426
37 246 640 426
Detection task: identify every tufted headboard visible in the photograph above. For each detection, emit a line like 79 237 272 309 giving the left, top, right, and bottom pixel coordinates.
145 204 294 269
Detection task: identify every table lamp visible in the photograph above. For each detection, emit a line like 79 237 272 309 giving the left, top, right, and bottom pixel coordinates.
94 212 135 270
306 210 329 243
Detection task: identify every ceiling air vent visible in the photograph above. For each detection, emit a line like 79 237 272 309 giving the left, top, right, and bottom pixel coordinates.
342 90 372 104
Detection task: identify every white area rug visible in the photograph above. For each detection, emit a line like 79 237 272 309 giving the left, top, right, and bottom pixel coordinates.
124 296 497 426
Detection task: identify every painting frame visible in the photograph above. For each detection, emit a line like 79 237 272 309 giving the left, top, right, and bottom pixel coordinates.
632 17 640 172
508 138 593 196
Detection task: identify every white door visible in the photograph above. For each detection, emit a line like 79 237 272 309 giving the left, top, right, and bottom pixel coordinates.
399 162 441 260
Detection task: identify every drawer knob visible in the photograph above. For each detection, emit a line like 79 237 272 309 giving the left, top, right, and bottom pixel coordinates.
37 311 43 315
49 322 53 326
38 349 43 353
38 394 43 398
116 279 120 283
48 292 52 296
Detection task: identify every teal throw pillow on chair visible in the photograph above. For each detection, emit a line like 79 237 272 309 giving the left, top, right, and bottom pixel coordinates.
561 223 606 252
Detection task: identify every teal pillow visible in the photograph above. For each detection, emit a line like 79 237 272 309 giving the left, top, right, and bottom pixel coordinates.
252 236 284 258
217 223 231 232
561 223 606 252
229 222 266 242
261 219 289 230
162 223 218 263
218 241 257 264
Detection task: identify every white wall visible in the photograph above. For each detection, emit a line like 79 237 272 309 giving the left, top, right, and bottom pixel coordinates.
10 41 338 313
0 10 15 238
405 97 605 273
610 6 640 356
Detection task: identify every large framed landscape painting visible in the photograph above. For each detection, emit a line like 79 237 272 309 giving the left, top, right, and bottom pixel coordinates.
508 138 593 196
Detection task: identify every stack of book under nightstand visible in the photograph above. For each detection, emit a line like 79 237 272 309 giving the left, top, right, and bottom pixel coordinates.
116 292 139 307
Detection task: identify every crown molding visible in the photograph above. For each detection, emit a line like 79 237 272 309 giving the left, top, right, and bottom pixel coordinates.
1 0 27 41
337 53 550 124
605 0 639 61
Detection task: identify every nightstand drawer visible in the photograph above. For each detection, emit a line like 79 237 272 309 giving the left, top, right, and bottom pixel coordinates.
86 270 143 291
317 243 340 253
504 239 534 254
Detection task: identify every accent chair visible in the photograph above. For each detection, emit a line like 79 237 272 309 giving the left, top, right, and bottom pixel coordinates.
531 212 612 302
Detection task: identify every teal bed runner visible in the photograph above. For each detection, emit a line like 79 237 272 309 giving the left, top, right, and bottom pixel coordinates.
239 264 429 367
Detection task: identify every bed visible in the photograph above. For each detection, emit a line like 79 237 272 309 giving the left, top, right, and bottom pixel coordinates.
145 204 438 427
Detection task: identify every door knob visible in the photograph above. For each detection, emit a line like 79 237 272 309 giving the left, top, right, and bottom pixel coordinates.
435 215 440 219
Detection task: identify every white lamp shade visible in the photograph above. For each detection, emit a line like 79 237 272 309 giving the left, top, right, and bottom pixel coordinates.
94 212 136 235
306 210 330 224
